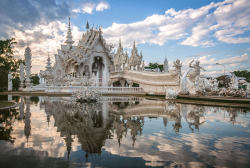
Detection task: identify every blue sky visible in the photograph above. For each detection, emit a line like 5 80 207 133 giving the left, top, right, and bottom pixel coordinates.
0 0 249 75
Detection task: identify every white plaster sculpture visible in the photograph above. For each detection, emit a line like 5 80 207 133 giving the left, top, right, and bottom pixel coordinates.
230 73 239 90
8 72 12 91
180 68 192 95
180 60 206 95
165 89 177 99
211 78 219 92
173 59 182 76
72 86 101 103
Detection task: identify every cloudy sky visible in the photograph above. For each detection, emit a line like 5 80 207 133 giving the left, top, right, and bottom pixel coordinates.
0 0 250 75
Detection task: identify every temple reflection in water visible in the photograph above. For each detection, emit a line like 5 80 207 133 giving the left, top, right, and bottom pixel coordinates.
2 96 249 167
17 96 245 158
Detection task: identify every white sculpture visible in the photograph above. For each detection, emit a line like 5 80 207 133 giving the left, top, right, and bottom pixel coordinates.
70 76 100 102
230 73 238 90
180 68 192 95
166 89 177 99
180 60 207 95
173 59 182 75
211 78 219 92
188 60 206 81
8 72 12 91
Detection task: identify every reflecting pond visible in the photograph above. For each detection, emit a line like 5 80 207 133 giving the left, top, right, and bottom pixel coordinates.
0 95 250 168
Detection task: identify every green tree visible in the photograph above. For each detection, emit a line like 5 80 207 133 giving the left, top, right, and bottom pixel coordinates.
233 70 250 82
0 38 22 91
0 108 19 143
31 74 40 86
146 63 163 72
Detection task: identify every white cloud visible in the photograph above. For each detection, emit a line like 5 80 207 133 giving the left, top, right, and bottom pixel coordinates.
72 1 110 14
13 21 82 73
81 3 96 14
103 0 250 47
181 24 214 47
96 2 110 11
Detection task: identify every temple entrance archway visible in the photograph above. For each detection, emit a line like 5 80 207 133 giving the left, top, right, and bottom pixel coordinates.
92 56 104 86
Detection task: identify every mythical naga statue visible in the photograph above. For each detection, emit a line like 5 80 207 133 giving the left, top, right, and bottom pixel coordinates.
180 60 211 95
188 60 205 82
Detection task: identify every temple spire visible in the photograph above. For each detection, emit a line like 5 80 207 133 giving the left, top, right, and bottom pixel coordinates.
133 40 136 49
164 56 169 72
65 17 74 46
86 20 89 30
45 52 52 70
119 39 122 48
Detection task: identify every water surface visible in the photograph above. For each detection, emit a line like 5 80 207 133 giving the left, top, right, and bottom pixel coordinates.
0 95 250 168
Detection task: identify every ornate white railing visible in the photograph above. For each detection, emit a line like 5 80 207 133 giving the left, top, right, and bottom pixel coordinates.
100 96 143 102
45 86 144 94
96 87 144 94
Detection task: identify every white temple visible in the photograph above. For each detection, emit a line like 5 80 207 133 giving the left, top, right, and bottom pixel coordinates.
15 18 248 98
39 18 146 89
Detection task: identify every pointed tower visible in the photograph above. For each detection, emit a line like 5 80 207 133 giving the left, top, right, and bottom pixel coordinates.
164 57 169 72
65 17 74 46
45 52 52 71
114 39 125 71
139 50 143 63
86 20 89 30
119 39 122 48
129 41 139 69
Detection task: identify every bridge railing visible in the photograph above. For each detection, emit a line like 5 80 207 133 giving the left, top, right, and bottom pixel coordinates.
45 86 144 94
96 87 144 94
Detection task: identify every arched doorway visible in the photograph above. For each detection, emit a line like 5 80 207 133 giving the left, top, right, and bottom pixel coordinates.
92 56 104 86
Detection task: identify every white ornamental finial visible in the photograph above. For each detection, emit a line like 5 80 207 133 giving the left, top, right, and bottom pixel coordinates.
119 39 122 48
65 17 74 46
164 56 169 72
45 52 52 70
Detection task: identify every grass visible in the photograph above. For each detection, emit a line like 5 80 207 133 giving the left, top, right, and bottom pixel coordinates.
0 101 15 109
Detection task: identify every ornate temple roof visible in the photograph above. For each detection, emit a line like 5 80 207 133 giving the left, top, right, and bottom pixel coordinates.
129 41 142 66
114 40 143 68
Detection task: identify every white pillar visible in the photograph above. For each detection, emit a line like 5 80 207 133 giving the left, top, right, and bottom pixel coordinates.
20 63 24 88
8 72 12 91
24 46 32 89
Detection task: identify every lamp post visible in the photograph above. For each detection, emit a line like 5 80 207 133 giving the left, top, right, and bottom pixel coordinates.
216 63 226 86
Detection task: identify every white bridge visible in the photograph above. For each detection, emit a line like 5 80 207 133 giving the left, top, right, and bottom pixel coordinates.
110 70 180 95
